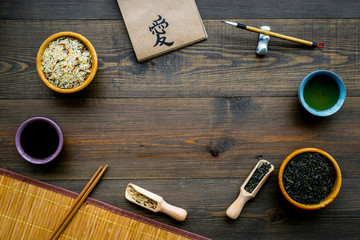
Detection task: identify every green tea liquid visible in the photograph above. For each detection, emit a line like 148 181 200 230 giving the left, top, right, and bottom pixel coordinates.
303 76 339 110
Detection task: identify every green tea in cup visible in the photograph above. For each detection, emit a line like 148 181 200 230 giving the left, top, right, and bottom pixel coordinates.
303 75 339 110
298 70 346 117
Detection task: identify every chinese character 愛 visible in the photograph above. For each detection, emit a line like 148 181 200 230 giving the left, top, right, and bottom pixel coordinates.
149 15 174 47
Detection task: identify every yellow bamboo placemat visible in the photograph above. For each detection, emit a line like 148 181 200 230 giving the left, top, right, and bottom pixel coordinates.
0 168 210 240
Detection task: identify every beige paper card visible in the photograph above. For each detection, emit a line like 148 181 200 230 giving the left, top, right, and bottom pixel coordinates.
117 0 208 62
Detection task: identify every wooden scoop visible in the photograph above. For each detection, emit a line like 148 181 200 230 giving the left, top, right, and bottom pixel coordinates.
226 159 274 220
125 183 187 222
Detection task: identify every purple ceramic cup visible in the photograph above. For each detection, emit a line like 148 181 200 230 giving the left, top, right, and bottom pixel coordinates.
15 117 63 164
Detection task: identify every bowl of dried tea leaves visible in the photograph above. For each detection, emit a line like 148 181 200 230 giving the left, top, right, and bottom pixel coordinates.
278 148 342 210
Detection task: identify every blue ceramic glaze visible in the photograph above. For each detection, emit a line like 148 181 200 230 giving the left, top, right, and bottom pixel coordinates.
298 70 346 117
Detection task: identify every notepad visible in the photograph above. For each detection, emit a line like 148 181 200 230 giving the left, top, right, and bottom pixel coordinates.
117 0 208 62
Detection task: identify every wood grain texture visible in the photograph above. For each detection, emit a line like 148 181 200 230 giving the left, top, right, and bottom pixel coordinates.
1 97 359 180
1 19 360 99
1 0 360 19
45 178 360 240
1 0 360 239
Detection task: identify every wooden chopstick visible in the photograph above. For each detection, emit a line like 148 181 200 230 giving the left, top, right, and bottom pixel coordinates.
49 165 108 240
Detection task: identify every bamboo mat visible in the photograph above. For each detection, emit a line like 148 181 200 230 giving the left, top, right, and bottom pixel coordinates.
0 168 210 240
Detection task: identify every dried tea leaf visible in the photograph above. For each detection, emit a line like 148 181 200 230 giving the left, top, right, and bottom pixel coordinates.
283 152 335 205
244 162 271 193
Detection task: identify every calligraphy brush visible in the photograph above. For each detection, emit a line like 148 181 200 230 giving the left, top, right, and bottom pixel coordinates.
222 20 324 48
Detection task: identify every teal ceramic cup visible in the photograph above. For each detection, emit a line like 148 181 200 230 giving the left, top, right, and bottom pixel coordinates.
298 70 346 117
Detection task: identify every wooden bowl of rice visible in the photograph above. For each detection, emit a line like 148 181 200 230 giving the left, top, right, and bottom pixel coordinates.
36 32 98 93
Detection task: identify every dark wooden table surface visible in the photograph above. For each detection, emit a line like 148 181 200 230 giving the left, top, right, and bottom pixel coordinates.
1 1 360 239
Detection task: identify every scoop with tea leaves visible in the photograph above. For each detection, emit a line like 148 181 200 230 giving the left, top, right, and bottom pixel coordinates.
244 162 272 193
226 160 274 220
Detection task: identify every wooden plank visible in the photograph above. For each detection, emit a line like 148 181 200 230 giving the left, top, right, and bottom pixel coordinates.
1 1 359 239
1 19 360 99
1 97 359 179
43 177 360 240
1 0 360 20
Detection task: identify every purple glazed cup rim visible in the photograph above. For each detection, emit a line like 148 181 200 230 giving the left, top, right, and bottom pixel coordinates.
15 117 63 164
